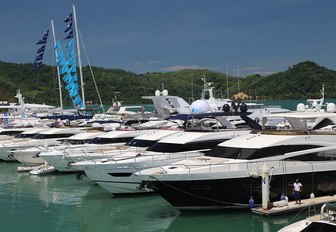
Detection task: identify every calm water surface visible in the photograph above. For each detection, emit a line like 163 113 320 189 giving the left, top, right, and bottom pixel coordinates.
0 162 309 232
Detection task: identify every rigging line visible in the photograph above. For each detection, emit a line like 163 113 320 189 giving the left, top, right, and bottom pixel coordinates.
280 204 310 228
78 30 105 113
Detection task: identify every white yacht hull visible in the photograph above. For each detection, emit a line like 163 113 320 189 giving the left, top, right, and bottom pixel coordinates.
80 151 203 194
12 149 45 165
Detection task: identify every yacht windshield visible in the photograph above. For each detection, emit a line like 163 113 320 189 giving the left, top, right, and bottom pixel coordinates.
61 139 93 145
88 137 133 144
126 139 157 148
147 140 224 153
32 133 75 139
2 131 25 137
205 144 321 160
15 133 38 138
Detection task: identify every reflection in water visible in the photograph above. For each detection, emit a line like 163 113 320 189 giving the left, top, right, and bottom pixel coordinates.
75 186 180 232
0 162 305 232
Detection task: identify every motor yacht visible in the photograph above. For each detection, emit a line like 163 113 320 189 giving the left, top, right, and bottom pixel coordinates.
0 127 49 161
38 129 156 172
4 127 88 165
278 202 336 232
135 107 336 210
12 130 104 166
72 128 251 194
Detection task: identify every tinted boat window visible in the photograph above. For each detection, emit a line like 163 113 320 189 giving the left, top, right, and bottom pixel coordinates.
15 133 38 138
2 131 25 136
88 137 133 144
126 139 157 147
32 134 75 139
205 144 320 160
147 140 225 153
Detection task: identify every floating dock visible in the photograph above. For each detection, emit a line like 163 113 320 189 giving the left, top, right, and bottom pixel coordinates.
251 195 336 216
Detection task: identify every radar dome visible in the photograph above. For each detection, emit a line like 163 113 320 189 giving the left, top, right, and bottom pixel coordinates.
327 103 336 113
162 90 168 96
296 103 305 112
155 90 160 96
190 100 210 113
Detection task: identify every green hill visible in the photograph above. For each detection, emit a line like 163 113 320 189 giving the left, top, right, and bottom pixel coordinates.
0 60 334 107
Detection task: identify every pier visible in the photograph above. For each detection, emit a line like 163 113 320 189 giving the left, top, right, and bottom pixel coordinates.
251 195 336 216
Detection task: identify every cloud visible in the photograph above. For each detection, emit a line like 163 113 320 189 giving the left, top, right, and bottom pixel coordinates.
245 66 263 71
243 66 277 76
133 62 144 66
149 60 162 64
161 65 209 72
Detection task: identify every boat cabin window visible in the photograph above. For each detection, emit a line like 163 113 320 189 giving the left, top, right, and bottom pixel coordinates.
126 139 158 148
205 144 320 160
1 131 25 136
146 139 225 153
15 133 39 138
61 139 93 145
285 150 336 161
32 133 75 139
88 137 133 144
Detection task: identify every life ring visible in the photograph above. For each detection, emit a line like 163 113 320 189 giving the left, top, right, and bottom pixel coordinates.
321 203 328 218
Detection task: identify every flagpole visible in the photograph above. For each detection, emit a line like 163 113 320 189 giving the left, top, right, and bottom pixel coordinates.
72 5 86 109
51 20 63 109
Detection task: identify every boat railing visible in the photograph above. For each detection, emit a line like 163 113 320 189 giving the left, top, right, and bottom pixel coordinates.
107 150 204 165
251 129 336 136
172 159 336 175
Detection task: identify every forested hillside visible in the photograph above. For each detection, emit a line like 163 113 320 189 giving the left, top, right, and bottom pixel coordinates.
0 60 334 107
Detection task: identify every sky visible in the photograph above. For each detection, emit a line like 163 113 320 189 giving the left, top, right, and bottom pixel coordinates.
1 0 336 77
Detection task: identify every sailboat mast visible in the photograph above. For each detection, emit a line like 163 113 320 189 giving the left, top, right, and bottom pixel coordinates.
50 20 63 109
237 61 240 94
72 5 86 109
226 63 229 99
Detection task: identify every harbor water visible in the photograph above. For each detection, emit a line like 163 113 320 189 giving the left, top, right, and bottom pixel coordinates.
2 99 332 232
0 162 307 232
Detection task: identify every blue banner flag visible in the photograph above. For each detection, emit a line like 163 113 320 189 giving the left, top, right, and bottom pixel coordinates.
42 30 49 40
64 13 73 23
35 53 44 61
33 62 42 70
64 31 73 40
57 56 67 66
36 39 47 45
65 80 76 90
66 39 74 49
68 56 76 65
54 41 61 49
67 48 74 58
62 72 72 83
69 85 79 97
69 65 77 73
36 30 49 44
33 29 49 70
60 65 70 74
73 95 83 107
64 22 73 33
37 45 46 54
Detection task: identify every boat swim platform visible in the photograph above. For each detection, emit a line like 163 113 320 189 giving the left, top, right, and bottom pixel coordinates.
251 195 336 216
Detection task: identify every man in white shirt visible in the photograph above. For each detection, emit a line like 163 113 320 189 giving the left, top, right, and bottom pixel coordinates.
293 179 303 204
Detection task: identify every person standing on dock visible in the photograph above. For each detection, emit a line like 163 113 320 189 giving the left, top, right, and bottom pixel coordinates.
293 179 303 205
